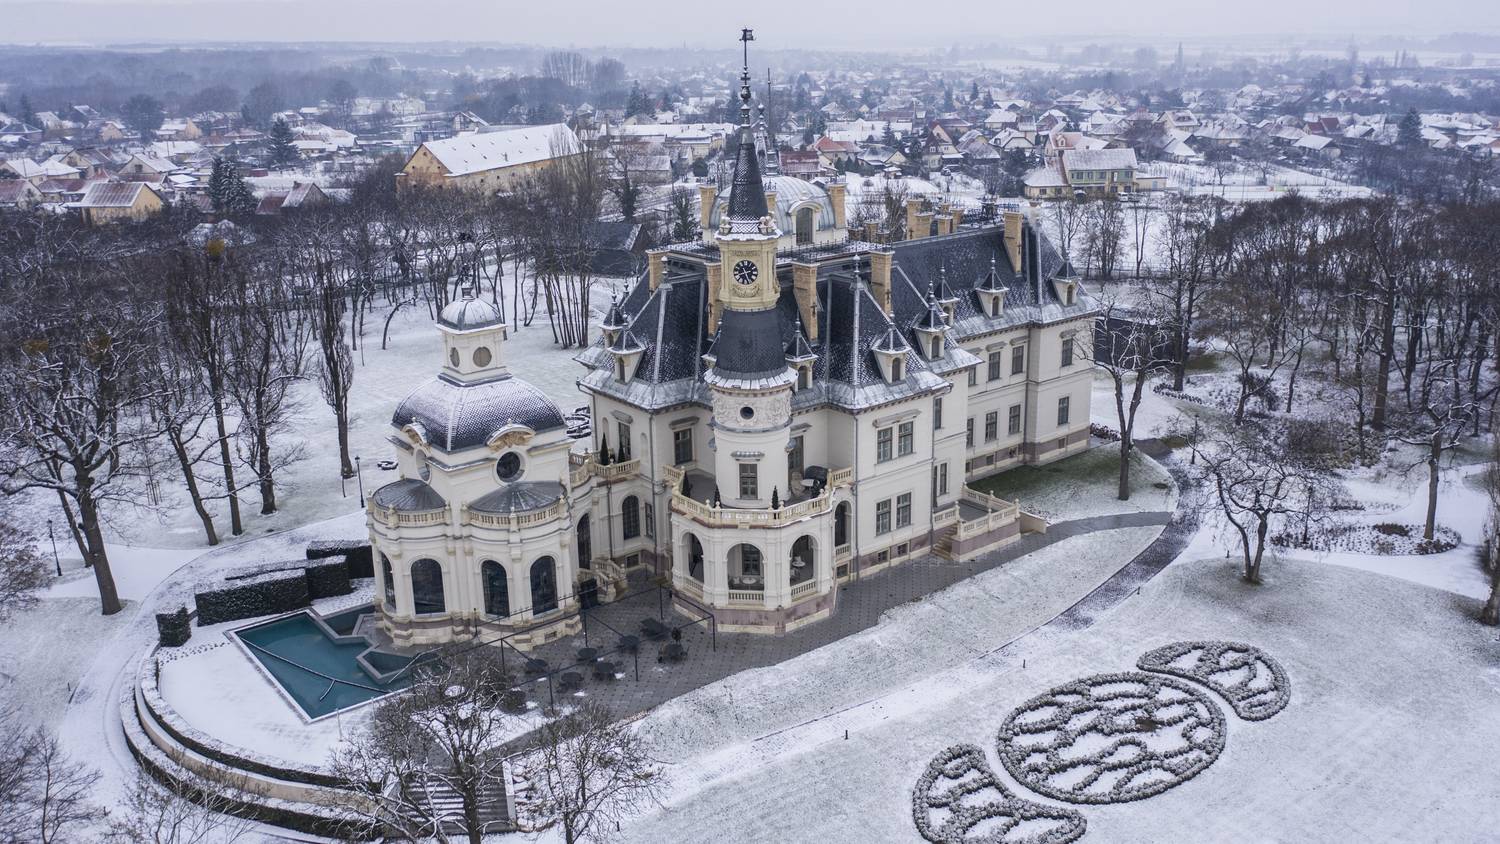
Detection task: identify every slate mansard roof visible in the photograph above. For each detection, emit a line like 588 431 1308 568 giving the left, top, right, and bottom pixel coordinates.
578 223 1094 413
392 373 566 453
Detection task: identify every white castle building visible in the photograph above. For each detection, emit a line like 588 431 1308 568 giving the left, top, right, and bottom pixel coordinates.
368 46 1097 645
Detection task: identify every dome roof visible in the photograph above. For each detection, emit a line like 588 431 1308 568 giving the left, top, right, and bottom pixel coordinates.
371 478 446 511
392 374 565 452
438 297 503 331
469 481 565 514
710 175 836 235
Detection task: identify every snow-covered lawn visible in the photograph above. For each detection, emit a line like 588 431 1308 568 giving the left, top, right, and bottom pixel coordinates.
968 443 1175 522
618 555 1500 843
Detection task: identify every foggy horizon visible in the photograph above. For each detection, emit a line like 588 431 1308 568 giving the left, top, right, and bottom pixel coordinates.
0 0 1496 50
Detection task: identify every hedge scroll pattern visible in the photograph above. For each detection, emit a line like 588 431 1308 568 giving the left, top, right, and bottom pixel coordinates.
1136 641 1290 721
913 744 1086 844
995 672 1226 805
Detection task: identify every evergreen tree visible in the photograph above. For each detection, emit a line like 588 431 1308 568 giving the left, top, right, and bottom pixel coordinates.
1397 107 1423 148
19 94 36 126
267 117 298 169
969 81 979 101
208 157 257 215
943 87 954 112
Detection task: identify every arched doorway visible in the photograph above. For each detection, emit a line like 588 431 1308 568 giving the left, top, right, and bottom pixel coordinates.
410 558 445 615
530 556 558 614
481 560 509 618
380 554 395 608
834 501 850 548
795 206 815 245
685 534 704 582
728 543 763 591
790 535 815 587
576 515 592 570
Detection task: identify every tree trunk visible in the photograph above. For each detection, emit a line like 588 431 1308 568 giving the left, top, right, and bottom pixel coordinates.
211 389 243 536
1482 559 1500 626
1246 516 1268 584
1372 291 1395 430
1117 438 1132 501
1424 431 1440 541
168 424 219 546
76 483 121 615
336 405 354 478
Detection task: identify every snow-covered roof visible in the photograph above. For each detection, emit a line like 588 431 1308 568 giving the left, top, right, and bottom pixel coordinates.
1061 148 1138 172
420 123 581 177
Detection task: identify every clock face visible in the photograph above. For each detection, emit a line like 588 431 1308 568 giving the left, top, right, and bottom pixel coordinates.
732 260 759 286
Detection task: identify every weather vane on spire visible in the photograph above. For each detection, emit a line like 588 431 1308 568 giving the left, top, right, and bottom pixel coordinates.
740 27 755 69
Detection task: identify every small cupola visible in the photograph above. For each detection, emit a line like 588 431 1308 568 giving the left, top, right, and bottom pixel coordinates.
437 295 508 382
600 290 629 346
608 329 647 384
1051 257 1081 307
872 324 910 384
912 283 949 362
785 313 818 391
975 253 1009 318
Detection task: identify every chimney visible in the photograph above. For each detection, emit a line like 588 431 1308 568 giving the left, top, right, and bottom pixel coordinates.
863 221 880 243
706 262 723 334
648 250 665 291
934 208 952 237
792 262 819 339
905 197 925 241
697 182 717 241
765 190 777 221
1003 210 1023 273
868 250 894 315
827 180 847 230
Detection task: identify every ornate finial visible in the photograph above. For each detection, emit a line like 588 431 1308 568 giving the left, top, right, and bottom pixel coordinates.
738 28 755 128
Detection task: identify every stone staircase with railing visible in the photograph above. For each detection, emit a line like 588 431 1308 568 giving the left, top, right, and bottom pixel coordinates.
397 777 512 837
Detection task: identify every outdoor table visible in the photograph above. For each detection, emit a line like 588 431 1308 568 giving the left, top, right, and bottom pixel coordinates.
524 658 548 676
618 635 640 653
593 661 618 681
662 642 686 662
641 618 667 640
560 672 583 692
576 647 598 664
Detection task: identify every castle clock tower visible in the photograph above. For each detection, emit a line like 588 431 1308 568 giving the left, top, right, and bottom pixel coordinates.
703 29 796 509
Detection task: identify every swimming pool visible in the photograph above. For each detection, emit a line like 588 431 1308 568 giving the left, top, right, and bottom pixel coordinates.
233 607 423 720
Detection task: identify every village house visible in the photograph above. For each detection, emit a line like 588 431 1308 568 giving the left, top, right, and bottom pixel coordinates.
72 181 164 224
395 123 583 193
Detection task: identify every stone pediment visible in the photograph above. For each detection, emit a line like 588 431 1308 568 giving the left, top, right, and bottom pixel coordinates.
487 423 536 452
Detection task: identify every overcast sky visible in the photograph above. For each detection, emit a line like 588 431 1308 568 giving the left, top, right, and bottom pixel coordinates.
0 0 1494 48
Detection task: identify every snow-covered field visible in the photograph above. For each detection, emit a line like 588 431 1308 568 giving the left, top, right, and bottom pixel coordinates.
618 554 1500 843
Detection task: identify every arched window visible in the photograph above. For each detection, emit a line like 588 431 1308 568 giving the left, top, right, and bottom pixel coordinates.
835 501 850 547
621 495 641 539
410 558 445 615
576 515 592 570
481 560 509 618
530 556 558 614
686 534 704 582
380 554 395 607
790 535 815 585
795 206 815 245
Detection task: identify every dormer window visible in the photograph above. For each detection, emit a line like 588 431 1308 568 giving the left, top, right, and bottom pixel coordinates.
891 357 904 381
930 337 942 359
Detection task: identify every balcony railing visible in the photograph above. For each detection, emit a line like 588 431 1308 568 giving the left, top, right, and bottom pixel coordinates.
663 464 852 531
956 486 1021 540
727 590 764 605
465 499 565 530
790 580 819 601
368 501 448 528
592 456 641 482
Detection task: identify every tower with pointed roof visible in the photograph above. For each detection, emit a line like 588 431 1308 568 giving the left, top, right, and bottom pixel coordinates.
715 29 781 315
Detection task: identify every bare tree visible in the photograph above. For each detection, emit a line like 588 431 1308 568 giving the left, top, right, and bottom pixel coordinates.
1480 433 1500 627
666 185 698 243
0 520 47 622
1090 296 1176 500
329 651 515 844
312 260 356 479
1188 418 1342 583
0 706 104 844
104 771 255 844
517 702 663 844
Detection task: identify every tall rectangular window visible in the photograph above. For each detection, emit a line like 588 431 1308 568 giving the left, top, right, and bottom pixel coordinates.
643 502 655 538
966 418 974 448
987 350 1002 381
1062 337 1074 367
896 492 912 528
933 398 943 430
875 499 892 535
937 463 949 496
1008 403 1022 435
1011 345 1025 376
617 421 632 459
1057 396 1071 427
967 366 977 387
788 435 804 478
673 428 693 465
985 411 998 442
739 462 758 499
897 421 914 456
877 427 894 463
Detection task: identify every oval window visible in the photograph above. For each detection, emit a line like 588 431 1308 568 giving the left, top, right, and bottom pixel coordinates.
739 406 755 420
495 452 521 482
448 348 460 367
473 346 492 367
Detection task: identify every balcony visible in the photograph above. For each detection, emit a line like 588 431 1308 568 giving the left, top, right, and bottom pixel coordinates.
464 499 565 530
367 500 448 529
662 464 852 531
567 452 642 487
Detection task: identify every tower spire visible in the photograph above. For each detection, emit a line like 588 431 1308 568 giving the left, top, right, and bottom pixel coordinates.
723 28 771 231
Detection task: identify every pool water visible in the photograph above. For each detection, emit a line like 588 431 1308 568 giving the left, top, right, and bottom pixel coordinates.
235 611 416 719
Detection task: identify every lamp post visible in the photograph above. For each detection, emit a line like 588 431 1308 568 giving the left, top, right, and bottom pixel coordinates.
48 519 61 577
355 455 364 502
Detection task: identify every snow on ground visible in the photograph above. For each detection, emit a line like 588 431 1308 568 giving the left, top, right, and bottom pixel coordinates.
638 525 1165 767
970 442 1175 522
618 555 1500 843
